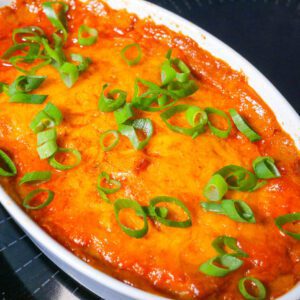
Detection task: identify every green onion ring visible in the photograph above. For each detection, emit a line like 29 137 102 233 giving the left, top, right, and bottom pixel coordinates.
19 171 52 185
252 156 281 179
114 198 148 238
121 43 142 66
238 277 267 300
229 109 261 142
98 84 127 112
275 213 300 240
203 174 228 201
205 107 232 138
100 130 120 152
78 25 98 46
22 188 54 210
0 150 17 177
199 254 243 277
148 196 192 228
186 106 208 127
212 236 248 257
48 147 81 170
114 103 134 124
12 26 45 44
97 172 121 194
59 62 79 88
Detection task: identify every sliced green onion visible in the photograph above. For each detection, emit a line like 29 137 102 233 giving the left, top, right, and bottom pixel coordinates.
12 26 45 44
118 118 153 150
0 82 8 94
59 62 79 88
100 130 119 152
22 188 54 210
229 109 261 142
142 206 169 219
10 55 51 75
203 174 228 201
160 105 206 138
221 199 256 223
43 102 63 125
78 25 98 46
97 189 111 203
0 150 17 177
37 140 58 160
249 180 268 192
161 57 191 86
9 75 46 94
148 196 192 228
252 156 281 179
48 147 81 170
199 254 243 277
200 202 224 214
2 43 40 61
97 172 121 195
238 277 266 300
114 198 148 238
275 213 300 240
167 80 198 98
9 93 47 104
212 236 248 257
37 128 57 146
41 36 65 67
42 2 69 42
216 165 257 191
186 106 208 127
201 199 256 223
30 103 62 133
205 107 232 138
121 43 142 66
114 103 134 124
132 78 178 112
70 53 92 73
98 84 127 112
19 171 51 185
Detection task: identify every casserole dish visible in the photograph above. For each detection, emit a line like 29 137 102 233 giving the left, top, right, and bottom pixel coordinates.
0 0 299 299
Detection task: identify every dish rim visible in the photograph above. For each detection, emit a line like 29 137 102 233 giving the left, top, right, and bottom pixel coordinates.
0 0 299 299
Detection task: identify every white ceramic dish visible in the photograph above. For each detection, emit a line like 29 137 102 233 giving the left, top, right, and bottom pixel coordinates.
0 0 299 299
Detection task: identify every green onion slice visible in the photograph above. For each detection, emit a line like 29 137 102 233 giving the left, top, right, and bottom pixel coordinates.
161 57 191 86
275 213 300 240
100 130 119 152
216 165 257 191
37 128 57 146
186 106 208 127
30 103 62 133
41 36 65 67
252 156 281 179
203 174 228 201
199 254 243 277
205 107 232 138
22 188 54 210
238 277 267 300
12 26 45 44
48 147 82 170
142 206 169 219
19 171 51 185
114 198 148 238
132 78 178 112
97 172 121 195
78 25 98 46
229 109 261 142
0 150 17 177
201 199 256 223
59 62 79 88
221 199 256 223
167 80 198 99
118 118 153 150
0 82 8 94
37 140 58 160
148 196 192 228
121 43 142 66
70 53 92 73
42 2 69 42
212 236 248 257
160 105 206 138
114 103 134 124
9 93 47 104
9 75 46 94
98 84 127 112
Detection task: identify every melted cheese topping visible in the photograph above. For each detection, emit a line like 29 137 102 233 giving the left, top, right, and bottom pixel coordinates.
0 1 299 299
